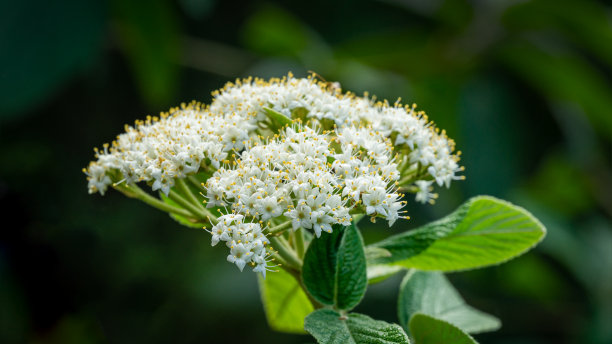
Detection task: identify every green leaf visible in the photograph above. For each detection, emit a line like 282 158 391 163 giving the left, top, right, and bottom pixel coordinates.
302 223 367 310
263 107 293 127
304 309 410 344
409 313 478 344
367 264 404 284
257 268 313 334
365 247 392 261
398 271 500 335
159 192 204 229
366 247 404 284
371 196 546 272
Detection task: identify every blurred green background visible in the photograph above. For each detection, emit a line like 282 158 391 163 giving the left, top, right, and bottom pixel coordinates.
1 0 611 343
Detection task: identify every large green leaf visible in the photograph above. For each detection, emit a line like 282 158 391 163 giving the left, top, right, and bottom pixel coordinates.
305 309 410 344
302 223 367 310
257 268 313 334
409 313 478 344
398 270 500 335
371 196 546 272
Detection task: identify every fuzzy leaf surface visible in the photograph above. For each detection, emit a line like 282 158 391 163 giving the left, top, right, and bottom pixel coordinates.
409 313 478 344
371 196 546 272
305 309 410 344
302 223 367 310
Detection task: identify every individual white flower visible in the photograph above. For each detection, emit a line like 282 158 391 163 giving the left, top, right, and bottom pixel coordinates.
227 242 252 271
310 210 334 237
285 202 313 231
414 180 438 204
252 255 273 279
256 196 284 220
362 187 388 216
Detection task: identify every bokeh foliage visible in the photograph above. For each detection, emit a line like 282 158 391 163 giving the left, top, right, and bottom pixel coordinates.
0 0 611 343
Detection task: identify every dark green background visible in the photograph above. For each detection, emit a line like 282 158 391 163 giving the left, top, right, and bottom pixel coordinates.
1 0 611 343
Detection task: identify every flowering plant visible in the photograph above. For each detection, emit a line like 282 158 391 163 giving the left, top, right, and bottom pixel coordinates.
85 74 545 343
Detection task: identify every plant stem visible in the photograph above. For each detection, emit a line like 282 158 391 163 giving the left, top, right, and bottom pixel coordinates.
113 183 194 219
176 178 206 212
187 175 207 193
268 220 292 235
295 227 305 259
269 235 302 270
168 189 215 223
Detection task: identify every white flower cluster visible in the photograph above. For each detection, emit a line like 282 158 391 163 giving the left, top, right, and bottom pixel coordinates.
206 125 404 230
205 124 405 272
210 75 463 202
85 73 463 275
84 103 257 195
207 214 273 277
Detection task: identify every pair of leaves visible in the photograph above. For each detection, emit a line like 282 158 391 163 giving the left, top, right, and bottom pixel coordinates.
259 222 368 335
259 196 544 342
398 270 499 344
259 270 488 344
302 224 412 343
369 196 546 276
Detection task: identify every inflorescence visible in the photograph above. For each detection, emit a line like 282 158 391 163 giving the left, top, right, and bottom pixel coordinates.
84 73 463 275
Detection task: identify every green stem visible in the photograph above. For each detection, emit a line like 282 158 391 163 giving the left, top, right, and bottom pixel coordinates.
269 235 302 270
187 175 207 193
397 162 422 186
268 220 292 235
295 227 305 259
114 183 194 219
168 189 216 223
396 155 410 173
176 178 206 211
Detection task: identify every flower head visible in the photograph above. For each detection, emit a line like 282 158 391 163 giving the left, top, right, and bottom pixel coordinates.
85 73 463 275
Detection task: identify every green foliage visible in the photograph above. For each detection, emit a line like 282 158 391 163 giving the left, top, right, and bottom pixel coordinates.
257 268 313 334
409 313 477 344
398 271 500 335
370 196 546 272
302 223 367 311
304 309 410 344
